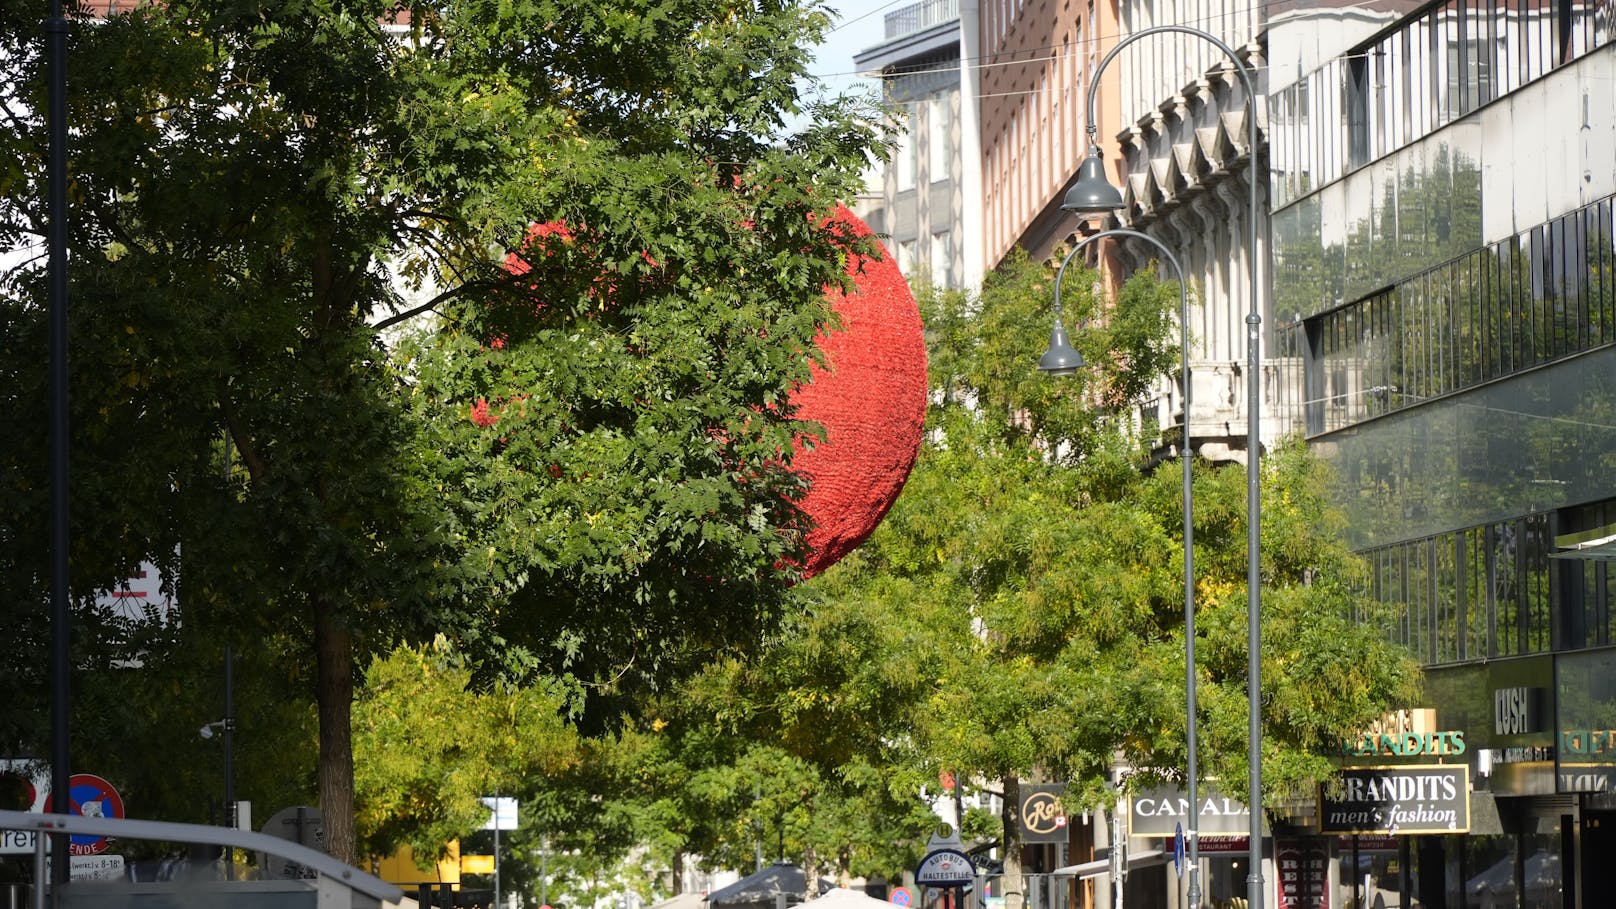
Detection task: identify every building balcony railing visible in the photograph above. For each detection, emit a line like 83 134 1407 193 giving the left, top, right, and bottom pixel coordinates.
884 0 959 40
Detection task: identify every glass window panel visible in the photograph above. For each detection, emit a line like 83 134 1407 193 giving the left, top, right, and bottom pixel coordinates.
1492 520 1520 656
1436 533 1459 662
1523 513 1551 652
1448 2 1465 114
1454 260 1467 391
1582 560 1600 648
1566 211 1589 351
1605 559 1616 647
1601 201 1616 345
1389 545 1407 649
1465 527 1488 659
1479 249 1498 381
1472 0 1494 107
1404 541 1420 658
1520 230 1535 365
1551 216 1572 358
1517 0 1535 85
1458 256 1478 387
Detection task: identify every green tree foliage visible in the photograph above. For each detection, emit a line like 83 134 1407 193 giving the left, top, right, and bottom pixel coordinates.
803 251 1421 818
567 252 1413 895
350 640 583 860
0 0 879 862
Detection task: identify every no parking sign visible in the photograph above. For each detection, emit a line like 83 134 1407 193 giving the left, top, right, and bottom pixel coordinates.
45 774 125 855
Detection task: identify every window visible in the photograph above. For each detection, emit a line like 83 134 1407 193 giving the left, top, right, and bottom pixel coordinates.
930 231 953 287
928 96 951 183
896 105 918 192
1304 193 1616 437
1347 54 1370 170
895 239 917 277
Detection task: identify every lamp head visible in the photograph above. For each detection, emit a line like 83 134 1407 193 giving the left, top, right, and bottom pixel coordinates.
1062 146 1125 214
1038 322 1084 376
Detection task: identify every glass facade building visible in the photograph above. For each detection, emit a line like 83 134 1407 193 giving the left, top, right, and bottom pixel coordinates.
1268 0 1616 903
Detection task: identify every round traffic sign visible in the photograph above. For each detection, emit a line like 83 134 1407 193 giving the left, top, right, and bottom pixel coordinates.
915 847 976 886
890 887 913 906
44 773 124 855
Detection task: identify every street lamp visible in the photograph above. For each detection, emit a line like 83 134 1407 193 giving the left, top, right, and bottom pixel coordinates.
1044 228 1201 909
1043 24 1265 909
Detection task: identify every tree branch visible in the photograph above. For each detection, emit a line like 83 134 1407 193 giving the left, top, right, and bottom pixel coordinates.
373 277 491 331
220 392 269 483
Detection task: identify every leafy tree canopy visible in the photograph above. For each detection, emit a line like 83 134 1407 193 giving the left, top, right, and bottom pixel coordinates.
771 251 1423 824
0 0 882 862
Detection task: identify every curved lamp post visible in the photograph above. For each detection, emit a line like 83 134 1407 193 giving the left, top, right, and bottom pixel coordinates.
1041 25 1264 909
1044 229 1202 909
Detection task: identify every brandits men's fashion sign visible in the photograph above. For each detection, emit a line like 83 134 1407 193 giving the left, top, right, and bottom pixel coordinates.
1319 765 1469 835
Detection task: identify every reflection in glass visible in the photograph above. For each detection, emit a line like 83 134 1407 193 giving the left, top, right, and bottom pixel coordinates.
1304 194 1616 436
1268 0 1616 210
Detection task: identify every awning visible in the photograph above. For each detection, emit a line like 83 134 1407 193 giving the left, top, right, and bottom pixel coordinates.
1553 523 1616 560
1052 850 1166 880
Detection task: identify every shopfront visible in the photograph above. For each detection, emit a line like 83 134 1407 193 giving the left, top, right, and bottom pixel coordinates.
1336 647 1616 909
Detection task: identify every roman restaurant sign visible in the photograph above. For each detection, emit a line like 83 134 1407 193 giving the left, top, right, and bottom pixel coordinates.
1018 784 1068 844
1319 765 1469 835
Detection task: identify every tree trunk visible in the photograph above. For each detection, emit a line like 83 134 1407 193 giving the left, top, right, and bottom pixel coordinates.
1000 776 1025 909
315 597 358 865
802 844 819 901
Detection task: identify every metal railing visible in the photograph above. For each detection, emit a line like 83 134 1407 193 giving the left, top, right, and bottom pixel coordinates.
0 810 403 908
883 0 959 40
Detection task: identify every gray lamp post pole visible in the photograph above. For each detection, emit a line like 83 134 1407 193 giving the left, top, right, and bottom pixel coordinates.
1042 228 1200 909
47 0 73 891
1040 24 1264 909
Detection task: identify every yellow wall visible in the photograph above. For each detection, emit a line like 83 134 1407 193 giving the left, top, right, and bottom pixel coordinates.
373 840 463 887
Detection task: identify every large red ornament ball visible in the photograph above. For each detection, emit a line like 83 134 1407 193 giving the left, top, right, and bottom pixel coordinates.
790 206 928 578
500 208 927 579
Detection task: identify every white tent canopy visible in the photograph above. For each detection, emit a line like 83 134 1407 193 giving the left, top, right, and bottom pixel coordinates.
810 888 895 909
653 894 710 909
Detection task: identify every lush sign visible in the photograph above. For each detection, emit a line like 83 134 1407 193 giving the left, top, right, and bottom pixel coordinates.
1493 686 1546 735
1319 765 1468 835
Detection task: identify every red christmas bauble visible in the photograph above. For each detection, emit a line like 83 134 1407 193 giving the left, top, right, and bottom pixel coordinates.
502 208 927 578
790 207 927 578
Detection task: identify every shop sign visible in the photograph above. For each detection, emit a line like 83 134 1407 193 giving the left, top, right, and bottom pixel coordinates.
1017 784 1068 844
1319 765 1468 835
1333 834 1397 851
1341 730 1465 758
1130 786 1251 837
1494 686 1546 735
1339 708 1464 758
1275 839 1330 909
